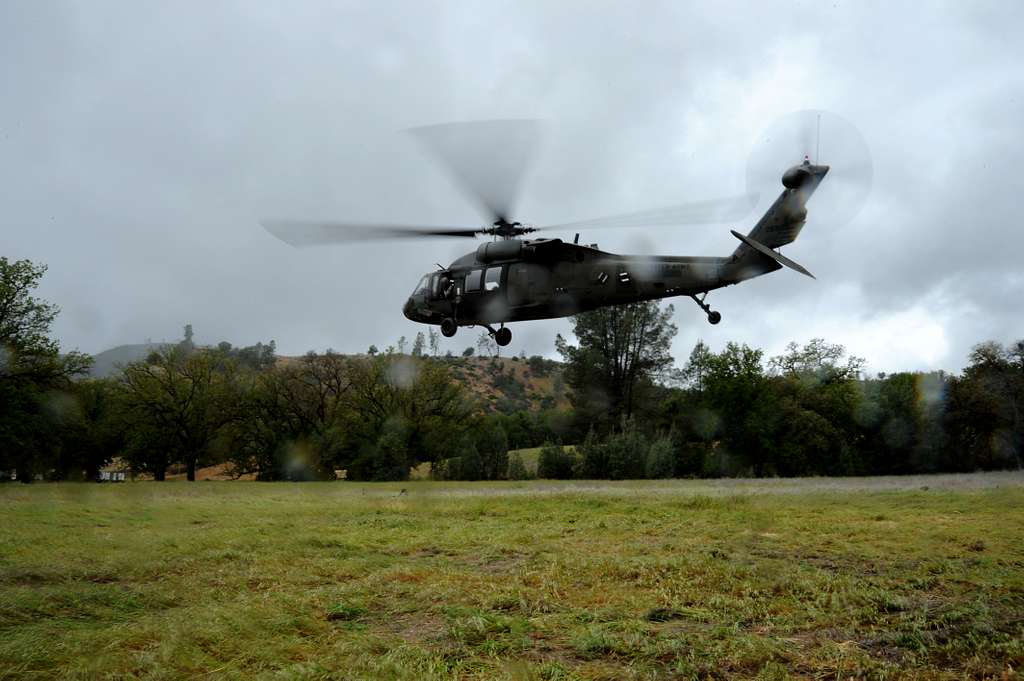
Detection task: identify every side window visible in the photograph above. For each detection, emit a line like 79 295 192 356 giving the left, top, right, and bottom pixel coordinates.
484 267 501 291
465 269 483 292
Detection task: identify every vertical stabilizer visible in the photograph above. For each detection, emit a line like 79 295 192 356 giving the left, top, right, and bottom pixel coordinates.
727 161 828 281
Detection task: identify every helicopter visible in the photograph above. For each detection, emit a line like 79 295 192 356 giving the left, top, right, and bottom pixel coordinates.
264 114 870 347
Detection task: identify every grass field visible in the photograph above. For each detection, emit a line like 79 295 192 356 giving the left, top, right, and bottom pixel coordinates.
1 474 1022 680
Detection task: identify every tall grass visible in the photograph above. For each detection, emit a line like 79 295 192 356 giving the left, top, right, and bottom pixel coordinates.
1 475 1022 679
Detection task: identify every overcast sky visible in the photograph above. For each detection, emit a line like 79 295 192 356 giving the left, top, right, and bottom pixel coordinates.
3 1 1022 374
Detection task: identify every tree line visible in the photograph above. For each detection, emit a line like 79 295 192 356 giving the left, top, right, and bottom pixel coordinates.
529 338 1022 479
2 257 1021 482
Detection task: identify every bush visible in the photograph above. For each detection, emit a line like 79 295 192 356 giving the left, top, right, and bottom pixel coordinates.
528 355 551 376
676 442 705 478
645 437 675 479
605 426 648 480
577 429 608 479
475 421 509 480
537 442 575 479
432 423 509 481
346 430 410 481
507 453 531 480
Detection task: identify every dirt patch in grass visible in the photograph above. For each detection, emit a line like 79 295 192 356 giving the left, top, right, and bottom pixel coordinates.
379 612 446 644
518 631 587 667
472 551 527 574
1 569 120 586
1 569 64 586
405 545 462 560
83 572 120 584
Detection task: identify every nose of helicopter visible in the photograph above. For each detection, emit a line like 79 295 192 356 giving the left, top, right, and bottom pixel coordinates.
402 297 415 321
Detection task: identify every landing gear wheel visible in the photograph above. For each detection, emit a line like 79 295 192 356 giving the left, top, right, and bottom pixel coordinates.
691 293 722 326
440 318 457 337
494 327 512 347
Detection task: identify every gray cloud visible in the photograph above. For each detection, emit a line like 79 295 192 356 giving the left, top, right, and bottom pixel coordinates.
3 0 1022 373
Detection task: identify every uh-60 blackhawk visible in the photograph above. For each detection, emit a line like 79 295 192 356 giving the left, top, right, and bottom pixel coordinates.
264 113 870 347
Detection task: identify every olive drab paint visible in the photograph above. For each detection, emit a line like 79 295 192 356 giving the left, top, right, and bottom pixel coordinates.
403 160 829 346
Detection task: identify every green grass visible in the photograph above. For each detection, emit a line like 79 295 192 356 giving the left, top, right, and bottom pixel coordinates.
410 445 573 479
508 445 576 475
1 474 1022 679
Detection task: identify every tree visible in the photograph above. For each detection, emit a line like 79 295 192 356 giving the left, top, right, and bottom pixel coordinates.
537 442 575 479
214 340 277 371
367 345 379 356
223 352 351 480
53 378 125 480
681 340 713 394
944 341 1023 470
762 340 866 476
577 428 608 478
338 354 473 480
361 421 413 482
428 328 440 357
474 418 509 480
119 346 241 480
397 336 407 354
857 373 921 474
462 347 475 358
605 420 648 479
507 452 530 480
527 355 551 376
556 302 677 427
701 342 769 474
476 331 497 358
645 436 676 479
0 258 92 481
770 338 864 381
234 341 277 371
446 435 483 481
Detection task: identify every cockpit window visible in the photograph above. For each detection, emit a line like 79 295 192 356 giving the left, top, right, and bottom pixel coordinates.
484 267 501 291
412 275 429 296
465 269 483 292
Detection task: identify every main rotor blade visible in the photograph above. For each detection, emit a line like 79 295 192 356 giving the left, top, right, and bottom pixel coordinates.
535 194 756 232
408 119 543 223
261 220 480 247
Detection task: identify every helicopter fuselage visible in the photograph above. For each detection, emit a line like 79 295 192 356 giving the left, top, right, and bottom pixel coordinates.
403 242 742 326
403 160 829 339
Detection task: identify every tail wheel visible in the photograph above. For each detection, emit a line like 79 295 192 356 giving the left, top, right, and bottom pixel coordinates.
707 311 722 325
440 318 458 337
494 327 512 346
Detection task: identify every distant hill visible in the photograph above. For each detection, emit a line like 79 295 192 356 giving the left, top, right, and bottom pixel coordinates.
90 343 166 378
278 353 567 413
442 355 567 413
88 346 567 413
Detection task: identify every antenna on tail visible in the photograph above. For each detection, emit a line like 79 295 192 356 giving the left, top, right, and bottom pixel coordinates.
815 113 821 163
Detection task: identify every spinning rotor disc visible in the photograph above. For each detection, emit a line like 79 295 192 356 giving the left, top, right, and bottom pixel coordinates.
262 112 872 246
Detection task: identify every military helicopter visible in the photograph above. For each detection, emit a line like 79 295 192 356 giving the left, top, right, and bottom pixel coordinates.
264 112 870 347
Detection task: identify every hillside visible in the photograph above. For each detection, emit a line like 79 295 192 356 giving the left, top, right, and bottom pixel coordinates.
442 354 568 412
90 345 567 413
89 342 166 378
280 353 568 413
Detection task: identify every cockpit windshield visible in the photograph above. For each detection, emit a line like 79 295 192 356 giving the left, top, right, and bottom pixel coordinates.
411 275 430 296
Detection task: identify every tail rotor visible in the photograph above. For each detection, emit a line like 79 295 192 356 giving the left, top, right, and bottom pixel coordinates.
746 109 873 228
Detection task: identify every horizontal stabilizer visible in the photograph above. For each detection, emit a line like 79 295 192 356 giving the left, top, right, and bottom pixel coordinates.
730 230 815 279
